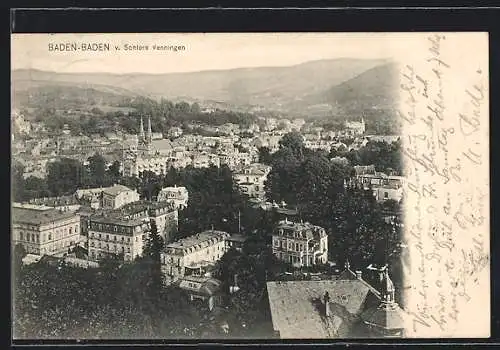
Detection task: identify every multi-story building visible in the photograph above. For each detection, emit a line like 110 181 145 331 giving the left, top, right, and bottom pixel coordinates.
253 134 283 153
89 201 178 259
192 152 220 168
28 195 81 212
101 184 140 210
157 186 189 210
121 117 173 177
12 203 81 256
75 187 106 209
117 201 179 243
373 184 404 203
344 118 366 136
87 215 149 262
272 219 328 267
234 163 272 199
161 230 230 283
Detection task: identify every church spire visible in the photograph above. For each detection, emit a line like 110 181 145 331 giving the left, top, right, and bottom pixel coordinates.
382 268 395 303
139 116 145 142
147 115 152 144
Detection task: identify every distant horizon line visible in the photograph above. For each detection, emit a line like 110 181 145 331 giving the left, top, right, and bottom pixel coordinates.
12 57 394 76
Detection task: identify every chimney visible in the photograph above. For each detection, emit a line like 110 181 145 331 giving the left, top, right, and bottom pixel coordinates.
355 270 362 279
324 291 331 317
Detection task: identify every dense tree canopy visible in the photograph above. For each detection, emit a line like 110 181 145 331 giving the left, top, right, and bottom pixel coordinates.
344 139 403 175
13 258 205 339
264 132 403 270
28 95 261 136
13 154 127 202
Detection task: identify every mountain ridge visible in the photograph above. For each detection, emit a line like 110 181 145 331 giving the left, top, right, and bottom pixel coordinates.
12 58 398 118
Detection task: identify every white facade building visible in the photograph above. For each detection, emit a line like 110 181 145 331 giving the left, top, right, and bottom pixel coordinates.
157 186 189 210
161 230 230 282
234 163 272 199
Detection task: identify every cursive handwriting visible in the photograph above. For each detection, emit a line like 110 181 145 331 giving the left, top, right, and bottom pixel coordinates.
402 34 489 336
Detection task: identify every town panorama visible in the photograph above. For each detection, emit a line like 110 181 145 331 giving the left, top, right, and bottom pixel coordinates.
12 46 407 340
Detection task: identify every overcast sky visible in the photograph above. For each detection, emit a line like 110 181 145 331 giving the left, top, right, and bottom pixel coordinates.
10 33 416 74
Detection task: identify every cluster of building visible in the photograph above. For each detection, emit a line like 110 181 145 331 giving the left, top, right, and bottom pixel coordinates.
12 108 399 182
345 165 405 203
12 108 409 337
12 193 408 337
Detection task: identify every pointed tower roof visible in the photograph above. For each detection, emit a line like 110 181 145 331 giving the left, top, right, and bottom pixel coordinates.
383 269 395 296
338 258 358 280
361 269 406 333
139 116 145 139
147 115 152 134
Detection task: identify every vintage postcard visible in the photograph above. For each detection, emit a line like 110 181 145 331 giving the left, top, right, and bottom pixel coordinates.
10 33 489 340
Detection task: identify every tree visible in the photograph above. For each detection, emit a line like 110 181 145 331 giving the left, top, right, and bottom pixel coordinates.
257 147 273 165
107 160 121 184
47 158 87 196
24 176 51 200
11 162 25 202
176 165 247 235
278 131 305 159
139 171 162 200
142 220 164 294
88 153 108 186
212 246 275 337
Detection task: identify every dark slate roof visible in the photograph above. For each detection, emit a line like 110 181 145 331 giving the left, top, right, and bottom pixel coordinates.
175 276 222 297
266 280 378 339
165 230 230 255
361 302 407 331
12 205 78 226
337 268 358 281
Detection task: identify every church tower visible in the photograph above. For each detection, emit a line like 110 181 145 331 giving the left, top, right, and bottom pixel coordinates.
139 116 145 144
361 269 407 338
138 116 151 154
147 115 153 145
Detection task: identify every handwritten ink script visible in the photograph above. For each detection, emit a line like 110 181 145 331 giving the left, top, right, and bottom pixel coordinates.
400 33 489 337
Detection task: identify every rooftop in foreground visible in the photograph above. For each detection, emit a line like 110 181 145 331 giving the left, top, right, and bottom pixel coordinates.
266 279 380 339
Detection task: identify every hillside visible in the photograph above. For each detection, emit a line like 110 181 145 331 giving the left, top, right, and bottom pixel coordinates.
11 84 138 111
12 58 391 113
316 62 398 111
313 62 400 134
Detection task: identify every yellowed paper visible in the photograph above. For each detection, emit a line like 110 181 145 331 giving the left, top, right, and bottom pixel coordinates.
11 33 489 339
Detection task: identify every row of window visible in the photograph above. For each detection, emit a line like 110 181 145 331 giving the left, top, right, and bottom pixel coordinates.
274 239 308 252
276 252 314 265
89 224 138 234
21 239 74 254
89 250 132 261
161 252 223 266
90 233 145 242
18 226 78 243
92 243 131 253
276 229 325 239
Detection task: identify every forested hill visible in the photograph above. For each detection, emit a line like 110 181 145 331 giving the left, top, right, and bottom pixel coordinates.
12 59 401 134
12 58 395 114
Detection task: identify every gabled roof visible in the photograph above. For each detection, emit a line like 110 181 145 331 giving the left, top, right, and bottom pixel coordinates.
102 184 135 196
337 268 358 281
266 280 377 339
176 276 222 296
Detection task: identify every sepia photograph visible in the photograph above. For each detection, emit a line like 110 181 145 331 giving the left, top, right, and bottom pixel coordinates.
10 32 489 341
